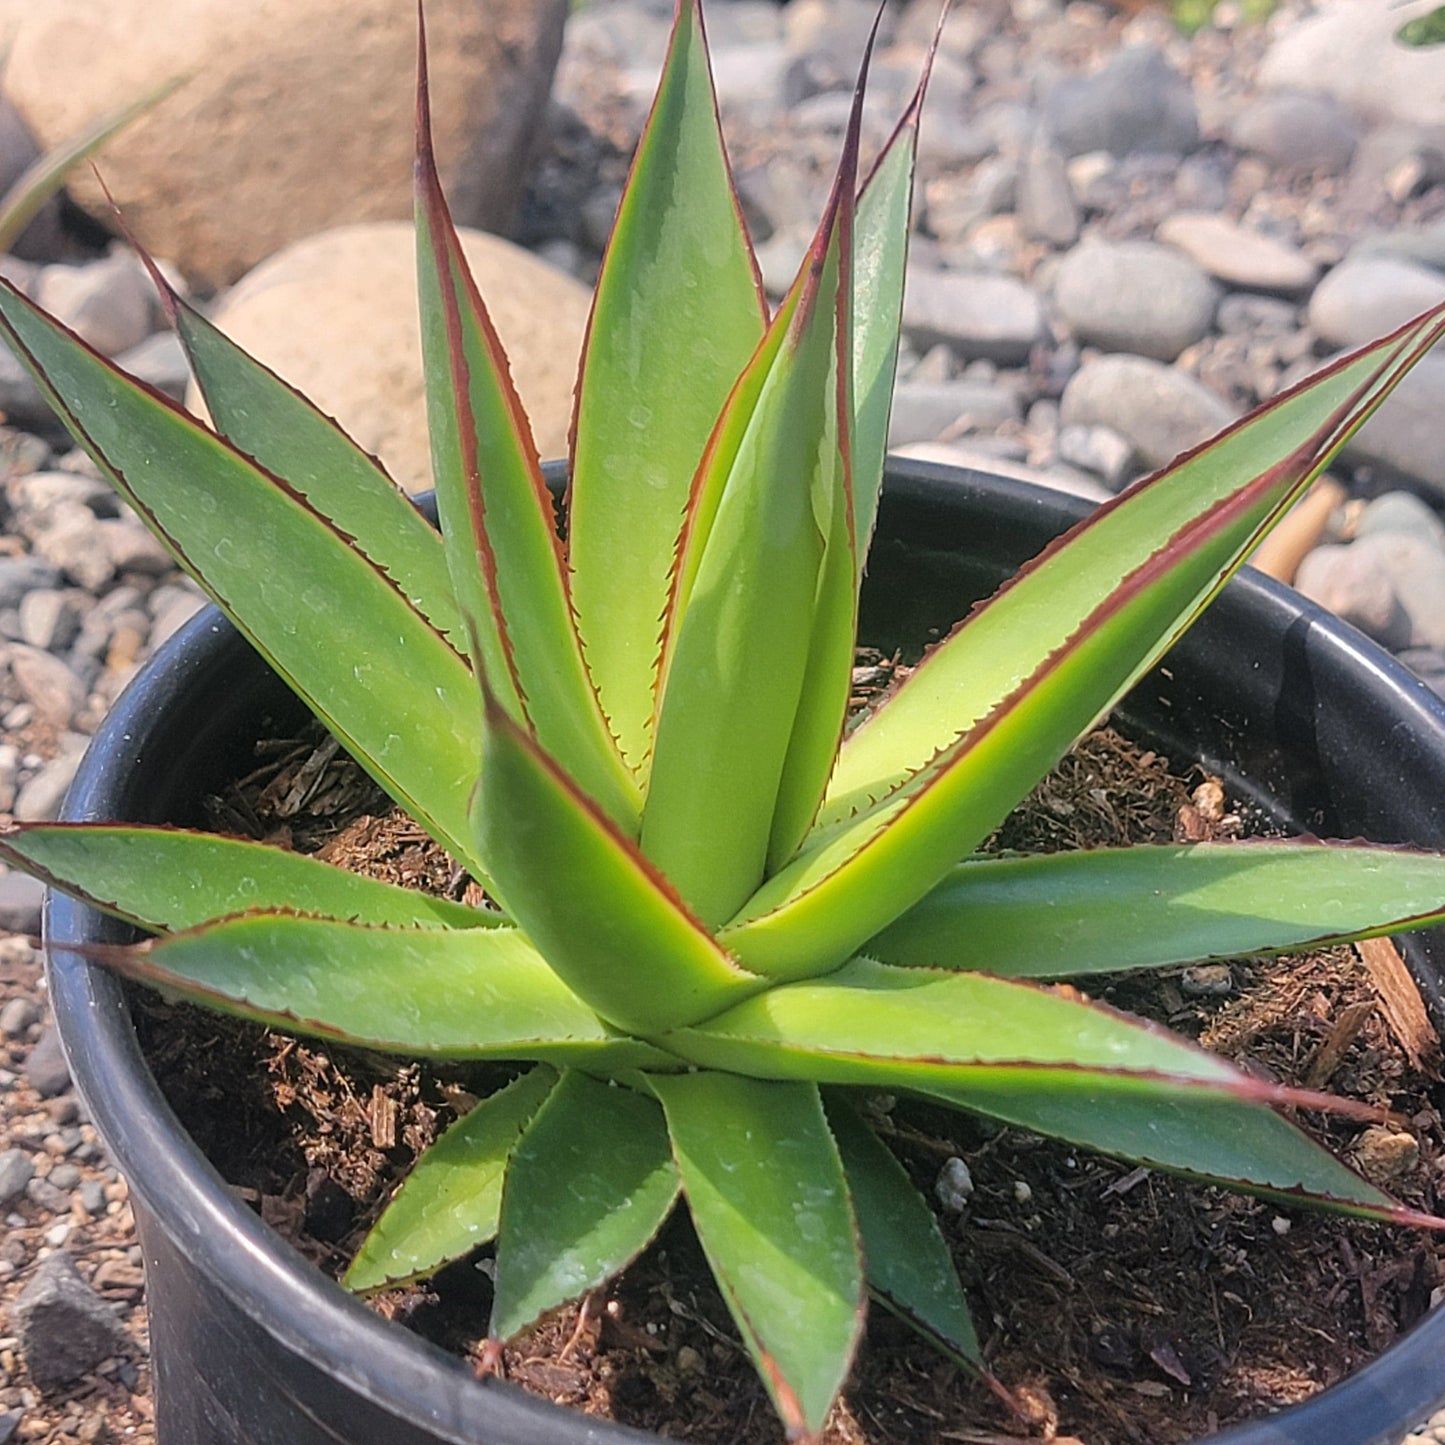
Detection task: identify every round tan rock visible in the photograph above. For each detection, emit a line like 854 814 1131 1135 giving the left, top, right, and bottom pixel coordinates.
189 222 591 493
0 0 567 287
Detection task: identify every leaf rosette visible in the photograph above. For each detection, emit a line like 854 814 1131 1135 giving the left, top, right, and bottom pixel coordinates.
4 3 1445 1437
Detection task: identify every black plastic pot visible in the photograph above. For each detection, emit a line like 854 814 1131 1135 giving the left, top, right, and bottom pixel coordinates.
45 460 1445 1445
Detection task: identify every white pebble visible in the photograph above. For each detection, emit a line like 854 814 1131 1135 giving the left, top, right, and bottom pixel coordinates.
935 1157 975 1212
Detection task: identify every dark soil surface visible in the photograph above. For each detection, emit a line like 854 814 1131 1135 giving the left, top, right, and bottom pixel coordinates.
126 671 1445 1445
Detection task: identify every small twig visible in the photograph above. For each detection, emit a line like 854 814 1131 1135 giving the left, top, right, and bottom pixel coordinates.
557 1294 594 1363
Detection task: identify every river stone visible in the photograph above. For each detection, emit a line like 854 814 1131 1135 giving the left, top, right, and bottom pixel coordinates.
1053 241 1219 362
11 1252 132 1389
190 223 591 491
34 251 159 359
887 379 1022 446
0 868 44 933
0 1148 34 1207
1228 91 1361 176
0 997 39 1039
785 0 897 76
0 344 52 429
0 557 61 610
1016 141 1080 247
1295 542 1412 650
1355 218 1445 275
901 267 1043 364
19 590 82 653
30 504 114 592
1344 124 1445 212
1174 151 1232 214
1308 257 1445 351
1341 351 1445 498
1357 491 1445 550
1040 46 1199 159
1256 0 1445 130
23 1021 71 1096
1056 422 1137 490
923 158 1017 243
1157 213 1318 296
0 0 568 287
719 43 802 127
7 645 85 728
1059 354 1237 470
13 739 88 825
1216 294 1301 338
1357 532 1445 649
1299 531 1445 651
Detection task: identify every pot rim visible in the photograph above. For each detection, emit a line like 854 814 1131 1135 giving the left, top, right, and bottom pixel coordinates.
44 458 1445 1445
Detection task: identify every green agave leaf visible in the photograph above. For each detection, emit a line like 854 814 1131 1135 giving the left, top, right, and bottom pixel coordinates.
825 1096 983 1373
346 1066 558 1294
822 305 1445 830
1397 6 1445 46
724 304 1445 979
82 913 672 1070
0 76 183 255
670 956 1242 1085
665 958 1429 1222
474 686 765 1035
850 27 935 565
767 454 856 870
640 58 865 928
656 280 805 675
869 839 1445 978
568 0 767 778
650 1071 864 1439
415 28 639 831
157 279 464 647
0 823 497 933
0 281 485 875
921 1074 1426 1225
491 1070 679 1340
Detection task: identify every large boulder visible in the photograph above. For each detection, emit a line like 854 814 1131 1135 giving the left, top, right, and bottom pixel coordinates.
1256 0 1445 130
189 222 591 493
0 0 568 287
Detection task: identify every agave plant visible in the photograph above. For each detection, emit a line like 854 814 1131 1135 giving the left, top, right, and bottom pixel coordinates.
4 2 1445 1438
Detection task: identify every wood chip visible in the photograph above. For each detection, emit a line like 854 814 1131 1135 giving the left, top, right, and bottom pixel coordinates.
1303 1000 1373 1089
1104 1165 1151 1198
369 1085 397 1150
1357 936 1443 1077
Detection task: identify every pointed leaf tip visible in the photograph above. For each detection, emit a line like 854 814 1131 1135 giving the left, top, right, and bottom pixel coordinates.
567 0 767 778
415 42 639 827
